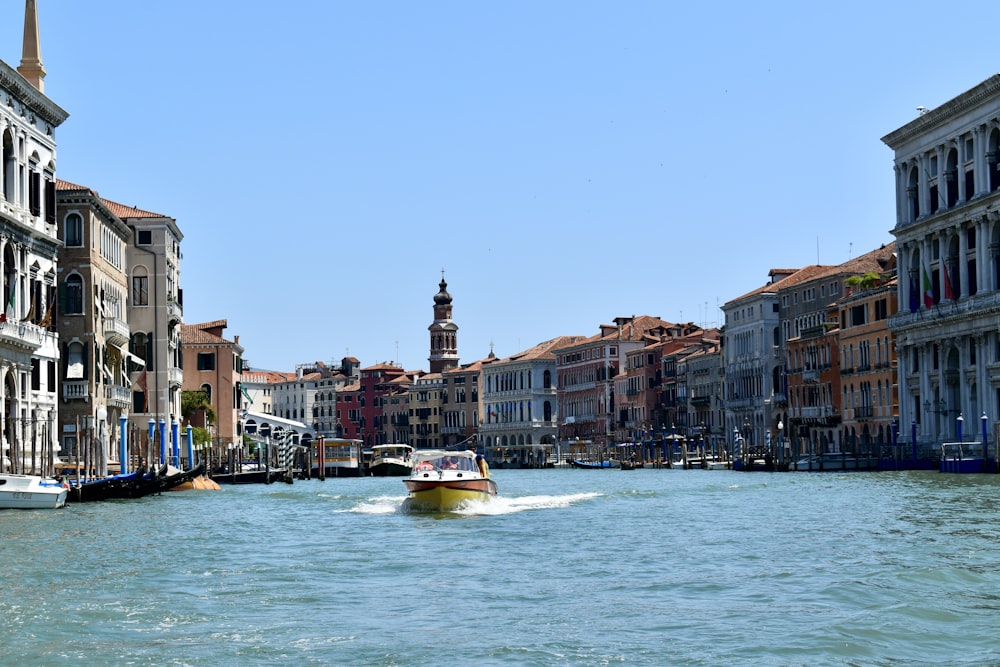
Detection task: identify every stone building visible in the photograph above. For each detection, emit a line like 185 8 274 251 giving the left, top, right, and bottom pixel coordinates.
0 1 68 474
883 75 1000 450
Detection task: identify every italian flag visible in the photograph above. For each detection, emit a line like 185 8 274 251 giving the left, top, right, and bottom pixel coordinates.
922 264 934 309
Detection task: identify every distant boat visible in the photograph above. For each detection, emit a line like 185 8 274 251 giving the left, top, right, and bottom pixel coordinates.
569 459 619 469
0 474 68 509
313 438 363 477
368 444 413 477
212 463 288 485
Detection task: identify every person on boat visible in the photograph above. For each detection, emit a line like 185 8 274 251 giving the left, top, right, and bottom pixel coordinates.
442 457 459 470
469 444 489 478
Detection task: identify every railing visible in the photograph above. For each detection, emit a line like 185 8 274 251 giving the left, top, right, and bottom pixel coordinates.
0 319 44 351
803 369 819 383
103 316 129 347
106 384 131 408
890 291 1000 329
167 299 183 322
63 380 89 401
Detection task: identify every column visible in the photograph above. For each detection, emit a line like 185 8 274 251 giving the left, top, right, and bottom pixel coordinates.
958 225 968 298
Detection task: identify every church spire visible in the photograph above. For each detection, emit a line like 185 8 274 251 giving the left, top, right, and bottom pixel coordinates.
18 0 47 93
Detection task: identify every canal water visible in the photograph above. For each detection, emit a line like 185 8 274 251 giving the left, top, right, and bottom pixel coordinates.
3 468 1000 666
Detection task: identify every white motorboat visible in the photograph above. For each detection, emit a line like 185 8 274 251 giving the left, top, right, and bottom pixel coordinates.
0 474 68 509
368 444 413 476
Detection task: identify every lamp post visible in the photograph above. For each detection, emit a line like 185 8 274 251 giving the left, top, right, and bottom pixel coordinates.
982 412 989 468
957 412 964 443
777 420 784 466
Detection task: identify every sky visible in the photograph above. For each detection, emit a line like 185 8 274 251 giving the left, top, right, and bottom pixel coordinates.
12 1 1000 373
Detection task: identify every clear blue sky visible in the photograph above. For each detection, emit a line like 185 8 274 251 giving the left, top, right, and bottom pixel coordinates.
18 1 1000 372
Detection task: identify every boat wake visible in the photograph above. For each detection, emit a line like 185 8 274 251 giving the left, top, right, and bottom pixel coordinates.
347 492 602 515
450 492 602 515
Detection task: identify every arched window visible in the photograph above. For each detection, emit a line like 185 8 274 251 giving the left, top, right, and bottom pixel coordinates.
64 274 84 314
200 383 212 403
131 332 149 365
64 213 83 247
66 341 85 379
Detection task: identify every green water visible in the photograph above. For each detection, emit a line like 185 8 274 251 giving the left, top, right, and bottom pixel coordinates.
2 469 999 666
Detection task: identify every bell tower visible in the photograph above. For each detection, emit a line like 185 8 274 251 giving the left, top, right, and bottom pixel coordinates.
428 271 459 373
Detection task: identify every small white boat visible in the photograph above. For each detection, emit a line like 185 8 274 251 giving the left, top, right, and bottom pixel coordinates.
368 444 413 476
703 456 729 470
0 474 69 509
403 449 497 511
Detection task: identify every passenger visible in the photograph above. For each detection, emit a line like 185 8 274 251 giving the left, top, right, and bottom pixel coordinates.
469 443 488 478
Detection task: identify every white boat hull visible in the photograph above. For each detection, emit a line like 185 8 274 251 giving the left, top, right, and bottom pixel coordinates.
0 474 68 509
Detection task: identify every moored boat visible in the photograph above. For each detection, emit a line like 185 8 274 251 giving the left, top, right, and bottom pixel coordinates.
403 449 497 511
569 459 619 469
368 444 413 476
313 438 363 477
0 474 68 509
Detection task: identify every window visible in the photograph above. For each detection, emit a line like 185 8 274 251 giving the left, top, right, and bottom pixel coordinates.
197 352 216 371
65 213 83 246
137 230 152 245
64 275 83 314
66 341 84 379
132 272 148 306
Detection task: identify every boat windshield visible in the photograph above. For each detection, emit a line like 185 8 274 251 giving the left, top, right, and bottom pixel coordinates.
413 455 477 473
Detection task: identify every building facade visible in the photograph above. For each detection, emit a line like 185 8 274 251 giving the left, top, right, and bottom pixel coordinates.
557 316 674 450
837 276 899 455
56 180 132 474
0 2 69 474
481 336 582 465
883 75 1000 451
180 320 244 462
113 200 184 440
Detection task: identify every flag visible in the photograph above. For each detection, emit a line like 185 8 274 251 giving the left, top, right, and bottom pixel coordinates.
908 274 919 313
240 384 254 406
0 284 14 323
922 262 934 309
38 299 54 328
943 264 955 301
22 296 34 323
136 369 148 412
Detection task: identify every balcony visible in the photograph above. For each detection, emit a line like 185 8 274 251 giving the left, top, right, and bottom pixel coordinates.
103 316 129 347
106 384 131 408
63 380 89 402
167 298 183 323
168 367 183 387
0 319 44 352
802 369 819 383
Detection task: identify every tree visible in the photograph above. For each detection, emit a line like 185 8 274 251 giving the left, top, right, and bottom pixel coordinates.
181 390 217 426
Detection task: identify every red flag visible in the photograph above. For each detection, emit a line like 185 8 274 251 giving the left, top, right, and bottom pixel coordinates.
943 264 955 301
136 369 148 412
